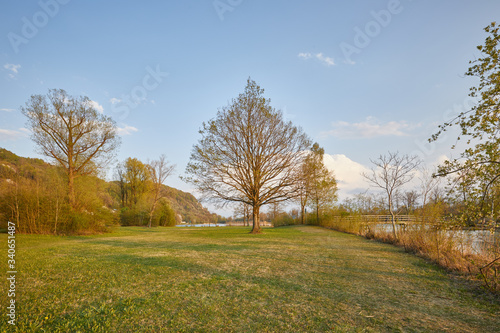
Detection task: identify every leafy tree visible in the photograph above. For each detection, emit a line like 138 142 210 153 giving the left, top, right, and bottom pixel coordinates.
154 198 177 227
21 89 120 209
295 152 312 224
184 78 311 233
119 157 151 208
363 152 420 239
305 143 338 224
431 22 500 222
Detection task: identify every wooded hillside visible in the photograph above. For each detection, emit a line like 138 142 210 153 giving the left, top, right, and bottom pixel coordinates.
0 148 218 233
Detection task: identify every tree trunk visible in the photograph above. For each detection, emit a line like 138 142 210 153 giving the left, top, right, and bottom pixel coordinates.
68 167 75 210
389 202 398 240
251 205 261 233
54 196 59 235
301 205 305 224
148 189 159 228
316 202 319 225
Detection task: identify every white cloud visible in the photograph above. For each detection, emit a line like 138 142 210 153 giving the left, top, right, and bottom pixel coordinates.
315 53 335 66
323 154 370 198
87 100 104 113
298 52 312 59
434 154 449 166
4 64 21 78
298 52 335 66
321 116 419 139
4 63 21 74
0 108 14 112
110 97 121 105
117 125 138 136
0 128 28 141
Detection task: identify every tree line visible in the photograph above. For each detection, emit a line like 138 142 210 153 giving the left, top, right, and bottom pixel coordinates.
2 22 498 238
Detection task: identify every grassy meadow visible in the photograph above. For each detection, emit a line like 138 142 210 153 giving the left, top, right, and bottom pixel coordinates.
1 225 499 332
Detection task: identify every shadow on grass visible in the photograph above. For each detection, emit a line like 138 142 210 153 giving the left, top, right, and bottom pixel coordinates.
86 239 253 252
103 252 306 292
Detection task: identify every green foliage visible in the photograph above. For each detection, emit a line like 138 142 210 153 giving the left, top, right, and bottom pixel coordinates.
305 143 338 223
119 207 149 226
271 214 297 227
0 149 118 234
154 198 177 227
432 22 500 222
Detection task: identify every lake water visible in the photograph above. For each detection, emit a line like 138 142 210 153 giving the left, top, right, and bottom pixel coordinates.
371 223 499 255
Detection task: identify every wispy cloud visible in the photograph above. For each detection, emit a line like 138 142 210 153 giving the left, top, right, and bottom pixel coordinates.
0 128 29 141
298 52 335 67
117 125 138 136
0 108 15 112
4 63 21 78
315 53 335 66
321 117 419 139
110 97 121 105
298 52 312 60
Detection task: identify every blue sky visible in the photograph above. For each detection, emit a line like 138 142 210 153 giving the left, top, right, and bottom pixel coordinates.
1 0 498 215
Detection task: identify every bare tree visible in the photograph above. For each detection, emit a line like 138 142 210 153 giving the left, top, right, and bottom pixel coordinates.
234 202 251 226
295 159 312 224
363 152 420 239
184 78 311 233
21 89 120 209
419 166 441 222
147 154 175 228
401 190 419 215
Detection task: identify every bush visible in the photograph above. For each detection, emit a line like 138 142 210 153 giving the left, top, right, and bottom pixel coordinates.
272 214 297 227
155 199 177 227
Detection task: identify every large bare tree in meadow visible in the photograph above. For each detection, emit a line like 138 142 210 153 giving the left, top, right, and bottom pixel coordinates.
184 78 311 233
21 89 120 209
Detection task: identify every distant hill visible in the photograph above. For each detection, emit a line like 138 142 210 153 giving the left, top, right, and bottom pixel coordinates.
163 185 215 223
0 148 219 224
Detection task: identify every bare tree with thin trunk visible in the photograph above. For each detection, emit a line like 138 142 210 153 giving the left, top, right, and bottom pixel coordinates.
295 155 312 224
147 155 175 228
363 152 420 239
184 78 311 233
21 89 120 210
419 166 441 222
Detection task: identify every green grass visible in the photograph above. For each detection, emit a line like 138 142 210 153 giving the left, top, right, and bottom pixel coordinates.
1 225 499 332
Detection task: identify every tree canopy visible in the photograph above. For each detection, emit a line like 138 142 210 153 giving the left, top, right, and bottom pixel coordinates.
184 78 311 233
21 89 120 209
431 22 500 222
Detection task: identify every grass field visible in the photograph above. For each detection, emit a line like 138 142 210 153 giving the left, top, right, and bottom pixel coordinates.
1 225 499 332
